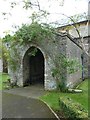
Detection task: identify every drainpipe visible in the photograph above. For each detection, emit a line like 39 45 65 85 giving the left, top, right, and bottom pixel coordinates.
81 53 84 81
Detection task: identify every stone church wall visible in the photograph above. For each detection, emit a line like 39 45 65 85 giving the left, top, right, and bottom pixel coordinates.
8 33 83 90
66 38 82 88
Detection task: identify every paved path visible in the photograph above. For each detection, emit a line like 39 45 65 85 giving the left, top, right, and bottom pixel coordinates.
2 86 58 119
3 84 46 99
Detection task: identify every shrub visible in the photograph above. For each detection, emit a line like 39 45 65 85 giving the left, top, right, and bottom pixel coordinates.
59 97 88 120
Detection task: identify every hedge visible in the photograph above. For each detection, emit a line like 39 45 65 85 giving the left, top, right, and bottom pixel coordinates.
59 97 88 120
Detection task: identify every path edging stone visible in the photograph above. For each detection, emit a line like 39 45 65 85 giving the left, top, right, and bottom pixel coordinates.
39 99 60 120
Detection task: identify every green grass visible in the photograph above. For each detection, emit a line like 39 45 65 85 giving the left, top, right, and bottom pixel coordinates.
40 79 88 111
0 72 10 90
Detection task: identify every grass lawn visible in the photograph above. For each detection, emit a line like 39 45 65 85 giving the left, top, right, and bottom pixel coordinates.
0 72 10 90
40 79 88 112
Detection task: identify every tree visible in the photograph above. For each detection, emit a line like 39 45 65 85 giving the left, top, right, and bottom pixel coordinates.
1 0 89 56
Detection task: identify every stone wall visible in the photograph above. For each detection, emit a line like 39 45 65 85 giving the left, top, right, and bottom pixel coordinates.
8 33 83 90
58 21 89 81
66 37 82 88
58 21 88 38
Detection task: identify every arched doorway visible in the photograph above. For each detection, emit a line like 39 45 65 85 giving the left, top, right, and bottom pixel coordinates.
23 47 44 87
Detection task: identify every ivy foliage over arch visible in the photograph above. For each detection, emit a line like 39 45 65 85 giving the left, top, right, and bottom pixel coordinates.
3 22 54 47
2 22 55 71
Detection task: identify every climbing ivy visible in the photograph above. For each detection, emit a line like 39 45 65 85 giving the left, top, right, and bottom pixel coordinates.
28 47 38 57
1 40 18 71
2 22 54 71
3 22 54 45
51 54 81 92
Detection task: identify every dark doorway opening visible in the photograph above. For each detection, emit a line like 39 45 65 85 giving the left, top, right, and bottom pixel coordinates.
23 47 44 87
29 48 44 85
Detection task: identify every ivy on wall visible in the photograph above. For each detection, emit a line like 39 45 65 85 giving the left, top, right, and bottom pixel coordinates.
2 22 54 71
3 22 54 46
51 54 81 92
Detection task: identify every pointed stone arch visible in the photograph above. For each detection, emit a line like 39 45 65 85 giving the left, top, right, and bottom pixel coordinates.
22 45 46 88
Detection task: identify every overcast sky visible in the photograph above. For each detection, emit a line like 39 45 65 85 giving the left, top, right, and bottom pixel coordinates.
0 0 88 38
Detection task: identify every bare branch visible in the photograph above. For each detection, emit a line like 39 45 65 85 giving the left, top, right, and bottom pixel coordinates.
36 0 41 10
61 13 81 38
10 2 17 8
